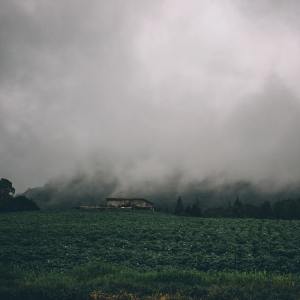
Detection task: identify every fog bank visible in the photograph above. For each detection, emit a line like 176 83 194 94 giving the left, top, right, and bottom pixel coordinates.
1 1 300 194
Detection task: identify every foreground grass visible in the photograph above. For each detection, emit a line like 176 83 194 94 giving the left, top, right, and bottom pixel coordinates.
1 210 300 299
1 261 300 300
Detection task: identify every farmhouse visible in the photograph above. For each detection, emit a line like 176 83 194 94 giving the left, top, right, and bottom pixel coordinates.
106 198 154 210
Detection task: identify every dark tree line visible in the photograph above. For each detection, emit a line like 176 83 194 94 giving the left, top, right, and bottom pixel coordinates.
174 196 300 220
0 178 39 212
175 196 202 217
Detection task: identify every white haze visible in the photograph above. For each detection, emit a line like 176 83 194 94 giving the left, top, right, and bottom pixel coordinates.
0 0 300 193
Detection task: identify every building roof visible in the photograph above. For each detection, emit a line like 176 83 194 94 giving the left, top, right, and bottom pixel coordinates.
106 198 154 205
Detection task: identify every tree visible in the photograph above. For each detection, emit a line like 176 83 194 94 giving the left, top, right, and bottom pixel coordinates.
0 178 39 212
0 178 15 200
185 204 192 215
259 201 273 219
8 195 39 212
190 200 202 217
0 178 15 211
175 196 184 215
232 196 243 218
243 203 259 218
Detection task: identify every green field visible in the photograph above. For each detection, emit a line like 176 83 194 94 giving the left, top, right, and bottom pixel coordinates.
1 211 300 299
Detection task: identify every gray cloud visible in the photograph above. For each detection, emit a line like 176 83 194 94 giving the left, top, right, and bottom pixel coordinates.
1 0 300 195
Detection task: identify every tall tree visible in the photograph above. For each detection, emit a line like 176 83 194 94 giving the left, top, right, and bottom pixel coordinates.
0 178 39 212
0 178 15 211
175 196 184 215
233 196 243 218
0 178 15 200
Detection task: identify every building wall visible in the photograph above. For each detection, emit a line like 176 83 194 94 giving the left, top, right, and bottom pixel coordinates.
107 200 127 207
106 199 153 208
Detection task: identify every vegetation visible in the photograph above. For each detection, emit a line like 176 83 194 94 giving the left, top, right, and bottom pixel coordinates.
1 210 300 299
0 178 39 212
1 262 300 300
174 196 184 215
177 196 300 220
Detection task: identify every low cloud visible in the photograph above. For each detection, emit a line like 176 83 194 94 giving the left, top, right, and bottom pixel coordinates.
0 1 300 198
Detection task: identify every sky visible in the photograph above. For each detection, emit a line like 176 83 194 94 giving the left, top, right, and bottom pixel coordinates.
1 0 300 193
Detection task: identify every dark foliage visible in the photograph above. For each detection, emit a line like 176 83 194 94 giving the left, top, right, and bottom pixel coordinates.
1 211 300 299
175 196 300 220
0 178 39 212
0 178 15 198
174 196 184 215
4 196 40 212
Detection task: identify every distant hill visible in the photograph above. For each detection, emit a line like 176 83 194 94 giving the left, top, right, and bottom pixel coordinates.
23 174 300 210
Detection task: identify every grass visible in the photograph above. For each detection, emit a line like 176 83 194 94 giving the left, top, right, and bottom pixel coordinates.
0 210 300 299
1 262 300 299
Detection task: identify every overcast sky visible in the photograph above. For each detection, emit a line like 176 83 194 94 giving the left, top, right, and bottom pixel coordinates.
1 0 300 193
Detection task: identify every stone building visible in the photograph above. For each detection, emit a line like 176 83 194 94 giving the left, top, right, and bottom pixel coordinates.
106 198 154 210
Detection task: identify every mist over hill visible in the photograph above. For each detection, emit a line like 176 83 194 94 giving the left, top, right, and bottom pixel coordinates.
23 172 300 210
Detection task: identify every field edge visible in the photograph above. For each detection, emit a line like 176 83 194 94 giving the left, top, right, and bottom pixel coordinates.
1 261 300 300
